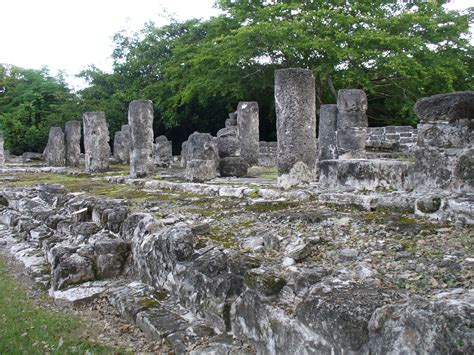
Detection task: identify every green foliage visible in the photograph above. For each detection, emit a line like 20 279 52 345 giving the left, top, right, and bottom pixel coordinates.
0 257 122 354
80 0 472 143
0 65 81 154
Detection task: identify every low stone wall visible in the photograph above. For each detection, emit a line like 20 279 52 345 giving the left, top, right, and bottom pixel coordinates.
366 126 418 151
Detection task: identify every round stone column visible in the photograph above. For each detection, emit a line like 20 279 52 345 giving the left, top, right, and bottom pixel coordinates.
128 100 154 178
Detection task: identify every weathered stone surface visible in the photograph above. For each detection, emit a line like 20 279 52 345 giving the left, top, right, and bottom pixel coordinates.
455 148 474 189
64 121 81 167
83 112 110 173
225 112 237 127
368 292 474 354
154 135 172 164
217 136 240 158
129 100 154 177
219 157 248 177
318 104 338 160
417 122 472 148
337 89 368 112
275 68 317 184
319 159 413 191
113 131 127 163
277 161 316 189
0 131 5 166
414 91 474 123
52 252 95 290
184 132 219 162
412 147 453 190
117 124 131 164
217 126 238 138
186 159 217 182
44 127 66 166
337 89 368 159
237 102 259 166
21 152 43 162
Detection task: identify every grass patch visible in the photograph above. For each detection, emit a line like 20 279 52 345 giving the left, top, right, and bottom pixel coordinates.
0 257 123 354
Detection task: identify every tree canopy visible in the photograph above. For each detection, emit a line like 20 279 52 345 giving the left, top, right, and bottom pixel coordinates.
0 65 80 155
80 0 472 146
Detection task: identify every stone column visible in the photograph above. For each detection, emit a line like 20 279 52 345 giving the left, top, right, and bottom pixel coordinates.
237 102 259 166
413 91 474 192
0 131 4 166
318 104 338 160
336 89 368 159
184 132 219 182
154 135 172 164
128 100 154 177
64 121 81 167
121 124 131 163
113 131 126 163
83 112 110 173
275 68 317 188
44 127 66 166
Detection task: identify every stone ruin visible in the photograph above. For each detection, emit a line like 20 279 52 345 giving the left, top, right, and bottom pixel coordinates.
128 100 155 178
43 126 66 166
65 120 81 167
154 135 172 166
83 112 111 173
113 124 131 164
0 72 473 354
275 68 317 188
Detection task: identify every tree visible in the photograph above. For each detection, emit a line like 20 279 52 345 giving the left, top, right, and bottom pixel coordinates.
0 65 81 155
82 0 473 148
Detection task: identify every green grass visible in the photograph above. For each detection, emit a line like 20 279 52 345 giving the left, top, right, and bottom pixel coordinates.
0 257 123 354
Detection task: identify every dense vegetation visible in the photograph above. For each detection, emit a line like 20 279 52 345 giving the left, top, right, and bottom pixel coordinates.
1 0 473 154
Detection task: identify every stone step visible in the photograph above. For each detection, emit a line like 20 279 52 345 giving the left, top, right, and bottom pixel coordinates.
107 282 253 354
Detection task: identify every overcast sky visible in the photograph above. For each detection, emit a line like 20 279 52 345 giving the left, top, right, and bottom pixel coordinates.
0 0 471 90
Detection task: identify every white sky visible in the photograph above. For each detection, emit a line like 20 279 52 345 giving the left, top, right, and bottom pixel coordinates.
0 0 472 90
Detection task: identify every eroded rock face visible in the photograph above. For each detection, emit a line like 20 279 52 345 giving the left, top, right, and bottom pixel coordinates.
129 100 154 177
414 91 474 123
154 135 172 164
237 102 259 166
219 157 248 177
413 92 473 192
64 121 81 167
368 293 474 354
83 112 110 173
318 104 338 160
275 68 317 186
183 132 219 182
337 89 368 159
44 127 66 166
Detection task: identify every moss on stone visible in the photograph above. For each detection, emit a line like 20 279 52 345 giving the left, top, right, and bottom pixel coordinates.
138 297 161 309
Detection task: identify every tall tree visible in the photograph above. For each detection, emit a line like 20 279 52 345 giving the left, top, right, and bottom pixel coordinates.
0 65 80 155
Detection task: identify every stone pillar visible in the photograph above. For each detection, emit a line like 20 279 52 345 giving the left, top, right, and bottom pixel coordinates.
154 135 172 164
128 100 154 178
413 91 474 192
275 68 317 188
184 132 219 182
83 112 110 173
113 131 126 164
64 121 81 167
0 131 4 166
44 127 66 166
336 89 368 159
237 102 259 166
121 124 131 163
318 104 338 160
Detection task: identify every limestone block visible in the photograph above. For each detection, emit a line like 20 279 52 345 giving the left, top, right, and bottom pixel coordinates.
237 102 259 166
318 104 338 160
44 127 66 166
414 91 474 123
219 157 248 177
64 121 81 167
83 112 110 173
275 68 317 179
128 100 154 177
186 159 217 182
